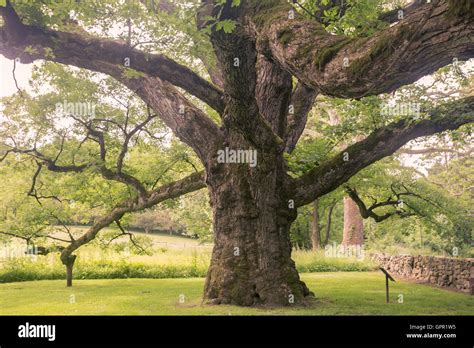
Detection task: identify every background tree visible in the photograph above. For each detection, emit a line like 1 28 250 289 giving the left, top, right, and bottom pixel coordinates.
341 196 364 246
130 209 184 235
172 189 214 242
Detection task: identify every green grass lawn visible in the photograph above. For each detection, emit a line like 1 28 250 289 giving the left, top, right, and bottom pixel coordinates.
0 272 472 315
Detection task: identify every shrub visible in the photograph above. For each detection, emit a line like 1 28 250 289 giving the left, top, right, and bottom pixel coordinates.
293 250 377 272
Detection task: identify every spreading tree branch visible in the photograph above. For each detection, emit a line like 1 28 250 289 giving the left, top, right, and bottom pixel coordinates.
291 96 474 206
59 171 206 265
0 1 224 161
113 219 148 255
0 1 225 114
344 186 416 222
247 0 474 98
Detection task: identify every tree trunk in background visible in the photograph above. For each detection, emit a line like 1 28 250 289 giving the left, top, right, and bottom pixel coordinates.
342 196 364 246
311 200 321 250
324 203 336 246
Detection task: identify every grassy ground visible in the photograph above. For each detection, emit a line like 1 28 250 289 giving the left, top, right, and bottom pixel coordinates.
0 272 472 315
2 228 469 315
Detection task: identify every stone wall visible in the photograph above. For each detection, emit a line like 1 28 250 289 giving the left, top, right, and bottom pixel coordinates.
371 253 473 294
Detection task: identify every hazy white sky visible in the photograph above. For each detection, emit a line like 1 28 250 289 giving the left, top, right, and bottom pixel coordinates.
0 56 33 97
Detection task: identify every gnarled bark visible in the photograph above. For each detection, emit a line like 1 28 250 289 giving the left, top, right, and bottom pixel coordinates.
248 0 474 98
203 132 311 305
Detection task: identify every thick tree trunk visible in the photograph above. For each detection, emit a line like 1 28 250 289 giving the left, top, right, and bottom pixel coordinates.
311 200 321 250
203 138 312 306
342 196 364 246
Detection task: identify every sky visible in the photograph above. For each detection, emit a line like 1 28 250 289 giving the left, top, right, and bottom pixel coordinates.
0 55 33 97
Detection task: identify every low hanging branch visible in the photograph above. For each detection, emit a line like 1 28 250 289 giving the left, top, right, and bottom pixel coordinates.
0 109 206 277
1 138 206 283
27 161 64 205
0 230 72 244
58 170 205 269
113 219 148 255
0 1 225 114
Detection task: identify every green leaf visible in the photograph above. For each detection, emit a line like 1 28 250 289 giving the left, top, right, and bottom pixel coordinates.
215 19 236 34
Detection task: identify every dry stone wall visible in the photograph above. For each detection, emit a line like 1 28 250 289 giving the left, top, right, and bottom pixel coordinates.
371 253 473 294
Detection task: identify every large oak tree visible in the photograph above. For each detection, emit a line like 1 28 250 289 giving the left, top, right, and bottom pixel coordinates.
0 0 473 306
